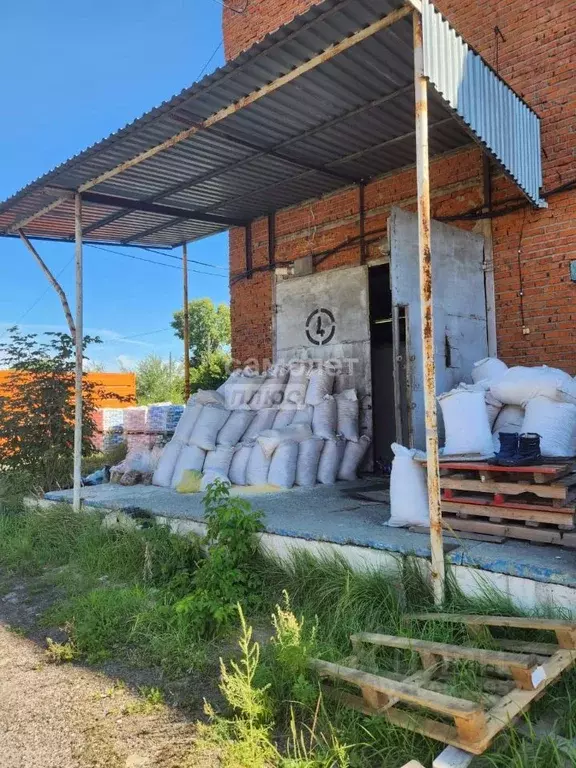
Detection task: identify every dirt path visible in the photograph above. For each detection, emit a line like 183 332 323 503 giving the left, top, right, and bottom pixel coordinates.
0 581 218 768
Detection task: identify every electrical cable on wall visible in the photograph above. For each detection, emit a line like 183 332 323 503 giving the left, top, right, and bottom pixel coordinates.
516 207 528 332
206 0 249 14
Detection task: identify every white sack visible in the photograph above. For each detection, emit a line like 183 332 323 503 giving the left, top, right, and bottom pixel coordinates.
224 372 265 410
292 405 314 426
312 395 337 439
522 397 576 458
386 443 429 528
492 405 525 452
257 424 314 459
171 444 206 489
338 435 371 481
305 366 335 406
471 357 508 384
201 471 231 492
194 389 225 406
149 444 164 472
438 389 493 456
204 445 235 477
246 442 272 485
216 407 255 446
490 366 576 407
267 440 299 488
124 447 153 473
189 405 230 451
250 366 288 410
458 380 502 429
217 370 241 395
229 442 254 486
273 407 296 430
317 436 346 485
283 362 310 406
173 403 203 443
152 439 184 487
295 437 324 487
335 389 359 441
242 407 278 441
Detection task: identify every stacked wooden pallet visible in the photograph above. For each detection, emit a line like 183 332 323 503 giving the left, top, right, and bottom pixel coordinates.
419 460 576 546
309 614 576 756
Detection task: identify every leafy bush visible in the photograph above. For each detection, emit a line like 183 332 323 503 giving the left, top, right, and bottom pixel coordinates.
189 349 231 394
176 479 264 635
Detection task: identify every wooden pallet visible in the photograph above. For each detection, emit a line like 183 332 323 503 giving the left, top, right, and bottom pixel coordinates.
309 615 576 756
434 460 576 486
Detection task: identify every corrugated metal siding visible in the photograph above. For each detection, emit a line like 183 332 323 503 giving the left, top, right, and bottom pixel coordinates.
422 0 545 207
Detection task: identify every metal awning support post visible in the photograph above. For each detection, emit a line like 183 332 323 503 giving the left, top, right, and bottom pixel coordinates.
182 242 191 401
73 193 83 513
413 10 445 605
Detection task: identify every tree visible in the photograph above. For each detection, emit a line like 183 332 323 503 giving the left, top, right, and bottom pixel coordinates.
171 299 230 366
0 327 103 490
189 349 231 394
133 354 184 405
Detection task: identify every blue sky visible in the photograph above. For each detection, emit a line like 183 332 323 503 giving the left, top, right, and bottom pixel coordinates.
0 0 228 370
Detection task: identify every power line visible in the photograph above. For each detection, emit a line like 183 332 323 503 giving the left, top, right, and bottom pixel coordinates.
142 245 227 271
196 40 224 80
86 243 225 277
205 0 249 14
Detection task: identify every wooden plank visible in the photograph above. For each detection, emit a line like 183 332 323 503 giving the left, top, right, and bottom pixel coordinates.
429 461 570 476
308 659 482 717
385 707 474 752
441 516 563 544
494 639 560 656
350 633 539 671
409 614 576 632
440 476 567 501
442 499 574 522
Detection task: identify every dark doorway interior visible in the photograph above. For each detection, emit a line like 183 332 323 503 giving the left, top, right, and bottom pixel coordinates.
369 264 408 472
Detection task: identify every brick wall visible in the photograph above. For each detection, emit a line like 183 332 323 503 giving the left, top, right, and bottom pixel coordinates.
224 1 576 371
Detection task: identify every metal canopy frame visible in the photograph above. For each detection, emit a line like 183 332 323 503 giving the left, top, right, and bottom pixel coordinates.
0 0 546 603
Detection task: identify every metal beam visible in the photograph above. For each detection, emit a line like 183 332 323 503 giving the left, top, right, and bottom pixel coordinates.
73 193 83 514
79 191 247 227
413 11 444 605
93 85 414 242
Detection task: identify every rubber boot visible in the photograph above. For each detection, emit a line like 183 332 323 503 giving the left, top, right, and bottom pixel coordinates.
493 432 519 467
515 433 542 466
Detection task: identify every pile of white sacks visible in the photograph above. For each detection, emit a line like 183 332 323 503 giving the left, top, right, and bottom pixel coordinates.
438 357 576 459
152 363 371 491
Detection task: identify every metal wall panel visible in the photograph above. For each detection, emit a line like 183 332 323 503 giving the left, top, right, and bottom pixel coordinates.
422 0 545 207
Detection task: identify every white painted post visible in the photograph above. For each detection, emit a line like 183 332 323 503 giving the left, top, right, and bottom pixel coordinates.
72 193 83 513
413 10 445 605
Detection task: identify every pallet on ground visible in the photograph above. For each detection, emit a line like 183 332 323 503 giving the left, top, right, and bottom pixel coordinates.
441 510 566 545
440 474 576 504
425 459 576 486
310 615 576 756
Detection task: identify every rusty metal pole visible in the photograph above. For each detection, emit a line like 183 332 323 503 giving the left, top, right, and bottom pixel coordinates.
72 193 83 513
413 11 445 605
182 242 191 401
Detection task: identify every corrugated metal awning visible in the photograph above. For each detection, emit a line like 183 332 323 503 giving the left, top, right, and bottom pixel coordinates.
0 0 545 248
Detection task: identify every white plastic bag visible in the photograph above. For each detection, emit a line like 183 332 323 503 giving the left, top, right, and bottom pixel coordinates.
152 439 184 487
438 389 493 456
458 380 502 429
317 437 346 485
189 405 230 451
224 371 265 410
204 445 235 477
295 437 324 487
291 405 314 426
490 366 576 407
250 366 288 410
171 444 206 489
338 435 371 481
521 397 576 457
173 403 203 443
194 389 225 406
492 405 525 452
257 424 313 459
272 407 296 430
283 362 310 406
267 441 299 488
312 395 337 439
386 443 429 528
124 447 153 473
216 407 255 446
246 442 272 485
335 389 359 441
305 366 335 406
229 442 254 486
471 357 508 384
242 407 278 441
201 470 231 491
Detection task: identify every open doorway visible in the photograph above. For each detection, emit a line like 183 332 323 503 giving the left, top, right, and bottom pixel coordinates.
369 264 408 472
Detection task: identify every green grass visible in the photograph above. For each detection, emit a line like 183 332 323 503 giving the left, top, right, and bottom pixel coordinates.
0 502 575 766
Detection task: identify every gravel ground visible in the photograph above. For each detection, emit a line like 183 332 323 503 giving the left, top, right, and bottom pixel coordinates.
0 579 219 768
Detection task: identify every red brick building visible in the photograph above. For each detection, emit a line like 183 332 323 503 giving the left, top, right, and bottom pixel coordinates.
224 0 576 374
